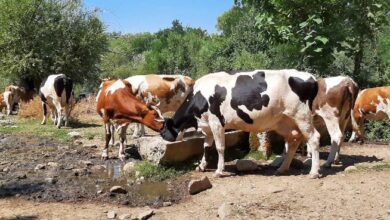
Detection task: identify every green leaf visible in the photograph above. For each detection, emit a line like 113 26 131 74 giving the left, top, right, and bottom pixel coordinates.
315 36 329 44
299 21 308 28
313 18 322 24
313 48 323 52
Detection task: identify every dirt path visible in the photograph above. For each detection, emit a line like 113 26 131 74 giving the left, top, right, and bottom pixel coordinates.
1 143 389 219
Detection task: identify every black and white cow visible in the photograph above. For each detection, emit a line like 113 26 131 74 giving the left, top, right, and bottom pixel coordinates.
39 74 74 128
161 70 321 178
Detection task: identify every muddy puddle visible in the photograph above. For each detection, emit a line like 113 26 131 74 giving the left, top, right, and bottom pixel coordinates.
0 133 187 207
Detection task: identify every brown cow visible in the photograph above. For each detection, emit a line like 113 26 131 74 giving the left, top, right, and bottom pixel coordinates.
349 86 390 142
261 76 359 167
125 74 194 138
0 93 6 113
96 79 164 160
3 85 34 115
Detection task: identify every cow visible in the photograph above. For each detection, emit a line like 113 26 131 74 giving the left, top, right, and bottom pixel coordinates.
39 74 74 128
0 93 6 113
349 86 390 142
96 79 164 161
260 76 359 167
125 74 194 138
3 85 34 115
160 70 322 178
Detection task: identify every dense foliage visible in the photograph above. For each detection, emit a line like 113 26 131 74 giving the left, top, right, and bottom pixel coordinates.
0 0 107 90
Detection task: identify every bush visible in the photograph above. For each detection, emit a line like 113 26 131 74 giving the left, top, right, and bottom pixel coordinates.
18 97 42 119
129 161 183 182
364 120 390 141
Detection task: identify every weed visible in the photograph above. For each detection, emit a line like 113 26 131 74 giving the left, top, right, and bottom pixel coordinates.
130 161 184 181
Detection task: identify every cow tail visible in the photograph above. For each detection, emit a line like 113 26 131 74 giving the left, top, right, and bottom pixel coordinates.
348 79 360 133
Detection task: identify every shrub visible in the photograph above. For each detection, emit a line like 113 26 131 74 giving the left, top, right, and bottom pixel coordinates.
364 120 390 141
129 161 183 182
18 97 42 119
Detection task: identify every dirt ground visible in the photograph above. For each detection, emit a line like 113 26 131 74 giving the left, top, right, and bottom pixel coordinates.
0 131 390 219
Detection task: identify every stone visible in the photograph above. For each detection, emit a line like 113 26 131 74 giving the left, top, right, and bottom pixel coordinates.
163 201 172 207
45 177 57 184
34 164 46 171
123 161 137 175
83 143 98 148
290 158 304 169
2 167 10 172
118 214 131 220
236 159 258 172
110 186 127 194
72 168 87 176
68 131 81 138
79 160 93 167
135 130 249 164
217 203 232 219
90 165 106 173
269 155 284 167
107 210 116 219
97 190 103 194
345 166 357 172
47 162 59 168
303 158 312 166
137 210 154 220
16 173 27 179
188 176 212 195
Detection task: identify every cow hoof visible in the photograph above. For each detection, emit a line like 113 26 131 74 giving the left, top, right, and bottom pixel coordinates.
213 172 223 178
119 154 126 161
309 173 320 179
195 166 205 172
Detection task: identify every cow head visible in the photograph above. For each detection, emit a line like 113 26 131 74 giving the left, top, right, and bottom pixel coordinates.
160 118 179 141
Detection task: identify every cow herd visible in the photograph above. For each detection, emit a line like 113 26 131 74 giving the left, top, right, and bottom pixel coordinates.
1 70 390 178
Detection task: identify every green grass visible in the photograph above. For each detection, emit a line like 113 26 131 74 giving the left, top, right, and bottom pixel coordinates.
129 161 184 181
0 118 72 142
356 162 390 172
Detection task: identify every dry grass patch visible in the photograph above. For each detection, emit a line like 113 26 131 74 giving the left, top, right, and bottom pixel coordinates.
18 96 42 119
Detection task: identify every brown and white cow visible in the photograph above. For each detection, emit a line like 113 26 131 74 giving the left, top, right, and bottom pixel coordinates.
3 85 34 115
260 76 359 167
349 86 390 142
96 79 164 160
125 74 194 138
39 74 74 128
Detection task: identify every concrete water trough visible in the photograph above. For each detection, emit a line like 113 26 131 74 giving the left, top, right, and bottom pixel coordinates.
133 130 249 164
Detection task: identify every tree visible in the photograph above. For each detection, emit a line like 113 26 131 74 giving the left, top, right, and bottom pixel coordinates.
0 0 107 89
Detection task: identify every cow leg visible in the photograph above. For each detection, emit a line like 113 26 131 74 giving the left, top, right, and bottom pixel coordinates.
323 117 343 168
196 129 214 172
109 124 115 147
209 124 225 177
102 123 112 160
56 106 63 128
41 102 48 125
118 125 128 161
132 123 145 138
6 101 12 115
276 130 303 175
64 104 70 127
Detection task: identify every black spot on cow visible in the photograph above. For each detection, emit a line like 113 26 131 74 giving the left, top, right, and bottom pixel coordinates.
288 76 318 110
230 71 270 124
209 85 227 126
161 89 209 141
53 75 73 104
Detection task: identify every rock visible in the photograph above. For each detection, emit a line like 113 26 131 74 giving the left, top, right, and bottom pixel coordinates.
345 165 357 172
16 173 27 179
74 140 83 145
236 159 258 172
188 176 212 195
90 165 106 173
83 143 98 148
79 160 93 167
118 214 131 220
72 168 87 176
34 164 46 171
2 167 10 172
137 210 154 220
97 190 103 194
217 203 232 219
290 158 304 169
68 131 81 138
135 130 248 164
163 201 172 207
45 177 57 184
123 161 137 174
47 162 59 168
110 186 127 194
269 155 284 167
107 210 116 219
